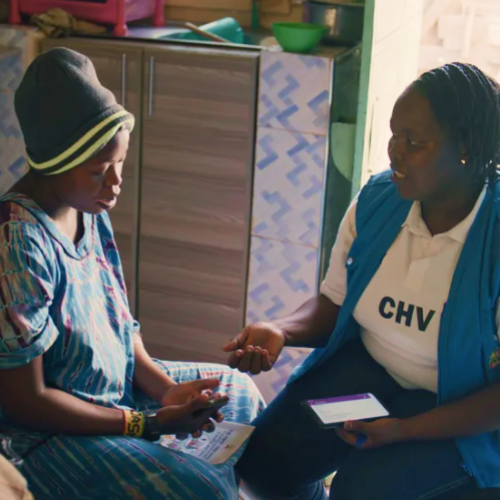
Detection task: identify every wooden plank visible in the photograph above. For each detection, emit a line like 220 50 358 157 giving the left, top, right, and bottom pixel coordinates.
261 0 292 15
260 4 303 28
139 46 258 362
165 1 297 27
166 0 291 15
167 0 251 10
165 6 252 26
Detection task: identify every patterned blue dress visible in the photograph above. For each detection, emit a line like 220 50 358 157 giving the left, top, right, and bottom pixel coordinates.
0 194 264 500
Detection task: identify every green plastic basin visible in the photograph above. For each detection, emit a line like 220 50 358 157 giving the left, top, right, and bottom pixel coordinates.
271 22 326 53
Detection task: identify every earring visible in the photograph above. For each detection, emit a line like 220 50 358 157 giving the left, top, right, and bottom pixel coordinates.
461 159 466 165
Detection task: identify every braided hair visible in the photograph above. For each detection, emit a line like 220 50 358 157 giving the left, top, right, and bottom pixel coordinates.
413 62 500 187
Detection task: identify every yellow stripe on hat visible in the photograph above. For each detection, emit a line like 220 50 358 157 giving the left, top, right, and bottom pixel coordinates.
28 110 132 171
48 118 134 175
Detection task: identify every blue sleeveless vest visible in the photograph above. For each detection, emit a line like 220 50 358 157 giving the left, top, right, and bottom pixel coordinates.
289 170 500 487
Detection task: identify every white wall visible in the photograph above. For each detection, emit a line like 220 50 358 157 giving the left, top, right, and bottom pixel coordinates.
353 0 425 191
420 0 500 80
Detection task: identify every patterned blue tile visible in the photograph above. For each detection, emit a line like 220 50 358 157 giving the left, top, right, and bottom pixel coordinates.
0 27 36 193
0 90 27 194
0 26 40 64
246 236 319 325
251 347 311 403
0 49 23 91
252 128 327 248
258 51 332 135
0 28 29 49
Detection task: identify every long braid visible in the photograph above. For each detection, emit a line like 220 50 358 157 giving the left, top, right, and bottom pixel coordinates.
413 63 500 188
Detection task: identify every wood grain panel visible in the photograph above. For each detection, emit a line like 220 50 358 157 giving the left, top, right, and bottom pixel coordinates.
42 39 142 313
139 46 258 362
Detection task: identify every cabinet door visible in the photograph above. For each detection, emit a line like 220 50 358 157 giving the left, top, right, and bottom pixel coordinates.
42 39 142 314
139 46 258 363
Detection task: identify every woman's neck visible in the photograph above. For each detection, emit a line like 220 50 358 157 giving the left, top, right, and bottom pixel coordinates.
11 171 69 218
421 184 484 236
9 171 81 242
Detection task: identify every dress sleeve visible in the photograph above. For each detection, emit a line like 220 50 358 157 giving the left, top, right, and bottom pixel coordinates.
320 196 358 306
133 320 142 338
0 222 59 369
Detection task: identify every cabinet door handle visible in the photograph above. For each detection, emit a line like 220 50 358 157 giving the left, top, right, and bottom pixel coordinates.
121 54 127 108
148 56 155 116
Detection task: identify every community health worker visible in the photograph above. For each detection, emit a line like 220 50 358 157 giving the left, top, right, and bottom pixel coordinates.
226 63 500 500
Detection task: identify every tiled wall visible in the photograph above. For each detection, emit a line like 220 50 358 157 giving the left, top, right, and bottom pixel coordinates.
0 26 41 194
247 237 319 325
0 47 25 194
252 129 327 249
247 51 333 402
247 51 332 324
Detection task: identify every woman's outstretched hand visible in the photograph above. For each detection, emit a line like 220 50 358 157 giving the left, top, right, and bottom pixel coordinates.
223 322 286 375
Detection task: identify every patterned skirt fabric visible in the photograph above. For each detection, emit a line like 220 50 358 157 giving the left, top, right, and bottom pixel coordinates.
9 362 265 500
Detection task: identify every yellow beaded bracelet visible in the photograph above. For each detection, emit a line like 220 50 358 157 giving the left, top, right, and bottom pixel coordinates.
122 410 145 438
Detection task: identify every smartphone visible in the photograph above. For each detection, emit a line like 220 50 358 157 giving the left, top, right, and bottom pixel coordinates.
192 395 230 419
302 393 389 429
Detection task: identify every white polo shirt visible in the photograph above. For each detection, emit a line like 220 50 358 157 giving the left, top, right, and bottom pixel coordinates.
320 187 497 393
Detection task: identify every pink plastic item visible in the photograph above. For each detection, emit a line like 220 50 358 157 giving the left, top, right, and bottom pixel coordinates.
9 0 165 36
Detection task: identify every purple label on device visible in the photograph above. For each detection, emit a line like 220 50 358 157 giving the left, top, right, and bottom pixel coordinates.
308 394 371 406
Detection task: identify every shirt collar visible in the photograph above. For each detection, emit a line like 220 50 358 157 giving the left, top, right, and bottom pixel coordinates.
0 192 93 260
403 185 487 243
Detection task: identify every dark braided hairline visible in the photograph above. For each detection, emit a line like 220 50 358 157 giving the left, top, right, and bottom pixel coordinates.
414 62 500 187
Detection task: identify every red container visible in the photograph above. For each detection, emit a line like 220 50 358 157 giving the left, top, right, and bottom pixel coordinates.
9 0 165 36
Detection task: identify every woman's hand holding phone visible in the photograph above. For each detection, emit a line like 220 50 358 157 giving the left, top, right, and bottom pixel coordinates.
335 418 404 449
156 390 229 439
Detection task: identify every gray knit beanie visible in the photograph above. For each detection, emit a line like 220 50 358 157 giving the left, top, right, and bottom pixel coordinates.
15 47 134 175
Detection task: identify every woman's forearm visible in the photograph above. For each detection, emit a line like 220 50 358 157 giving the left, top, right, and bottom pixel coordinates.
0 357 124 436
274 295 340 349
133 334 176 403
401 382 500 441
4 386 124 436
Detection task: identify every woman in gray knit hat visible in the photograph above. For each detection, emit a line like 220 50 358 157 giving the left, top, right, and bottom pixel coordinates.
0 48 264 500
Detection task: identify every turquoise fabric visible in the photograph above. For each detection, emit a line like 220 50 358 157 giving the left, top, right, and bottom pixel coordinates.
0 193 136 409
12 360 264 500
0 194 265 499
